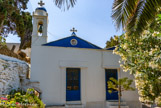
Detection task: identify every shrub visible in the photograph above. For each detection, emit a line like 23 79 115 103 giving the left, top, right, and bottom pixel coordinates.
0 88 45 108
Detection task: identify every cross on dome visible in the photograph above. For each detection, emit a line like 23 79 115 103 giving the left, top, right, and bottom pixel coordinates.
38 0 45 6
70 27 77 36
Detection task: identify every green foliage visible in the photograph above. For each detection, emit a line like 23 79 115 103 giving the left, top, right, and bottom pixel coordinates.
0 88 45 108
108 77 135 93
0 36 6 47
159 14 161 28
108 77 135 108
0 0 32 50
114 14 161 106
105 35 119 48
112 0 161 35
12 11 33 50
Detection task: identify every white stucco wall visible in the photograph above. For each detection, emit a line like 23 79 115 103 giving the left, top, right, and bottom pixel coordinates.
30 46 141 108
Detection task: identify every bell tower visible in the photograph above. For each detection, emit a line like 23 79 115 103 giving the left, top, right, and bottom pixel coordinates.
32 0 48 46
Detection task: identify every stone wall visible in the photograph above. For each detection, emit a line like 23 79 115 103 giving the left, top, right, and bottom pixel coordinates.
0 54 33 95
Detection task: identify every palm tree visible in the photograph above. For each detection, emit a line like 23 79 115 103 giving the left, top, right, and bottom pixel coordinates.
112 0 161 35
53 0 77 10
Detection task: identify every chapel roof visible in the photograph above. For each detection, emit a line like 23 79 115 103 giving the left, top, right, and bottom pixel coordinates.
43 34 102 50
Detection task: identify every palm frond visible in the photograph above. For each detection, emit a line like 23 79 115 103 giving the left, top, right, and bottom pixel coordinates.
126 0 144 36
134 0 161 35
53 0 77 10
112 0 140 30
112 0 161 35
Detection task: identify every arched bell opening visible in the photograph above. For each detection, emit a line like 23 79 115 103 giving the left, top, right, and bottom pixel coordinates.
37 21 43 36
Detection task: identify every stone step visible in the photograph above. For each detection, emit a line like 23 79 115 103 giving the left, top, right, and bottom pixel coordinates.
46 106 65 108
66 101 82 105
106 101 127 107
109 106 129 108
65 104 84 108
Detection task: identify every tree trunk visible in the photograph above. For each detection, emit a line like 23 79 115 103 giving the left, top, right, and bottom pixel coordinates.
18 38 26 51
0 20 4 34
11 45 16 52
118 85 121 108
18 42 24 51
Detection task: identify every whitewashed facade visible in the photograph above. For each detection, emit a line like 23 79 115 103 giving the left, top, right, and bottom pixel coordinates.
30 3 141 108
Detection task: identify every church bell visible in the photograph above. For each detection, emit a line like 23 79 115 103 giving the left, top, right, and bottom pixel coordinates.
38 23 43 34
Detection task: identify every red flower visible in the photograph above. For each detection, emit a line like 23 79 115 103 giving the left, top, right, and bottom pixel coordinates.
0 97 8 100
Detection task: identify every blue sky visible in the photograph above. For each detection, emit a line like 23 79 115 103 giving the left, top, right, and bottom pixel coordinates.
6 0 123 48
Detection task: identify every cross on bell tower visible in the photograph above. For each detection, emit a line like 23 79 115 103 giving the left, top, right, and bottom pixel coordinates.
70 27 77 36
38 0 45 6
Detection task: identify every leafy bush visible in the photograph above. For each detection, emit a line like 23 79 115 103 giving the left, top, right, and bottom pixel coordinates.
0 88 45 108
108 77 135 108
114 14 161 107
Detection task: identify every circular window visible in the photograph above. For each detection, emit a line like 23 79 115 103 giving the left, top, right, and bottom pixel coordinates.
70 39 78 46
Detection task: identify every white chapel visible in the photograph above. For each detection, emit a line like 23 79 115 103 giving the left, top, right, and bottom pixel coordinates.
30 1 141 108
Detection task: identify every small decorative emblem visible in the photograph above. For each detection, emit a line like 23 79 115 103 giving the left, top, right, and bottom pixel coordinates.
70 39 78 46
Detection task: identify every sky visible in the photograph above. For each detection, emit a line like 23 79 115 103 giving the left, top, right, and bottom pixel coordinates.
6 0 123 48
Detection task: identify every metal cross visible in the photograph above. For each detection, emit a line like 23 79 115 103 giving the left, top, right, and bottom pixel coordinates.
70 27 77 33
38 0 45 6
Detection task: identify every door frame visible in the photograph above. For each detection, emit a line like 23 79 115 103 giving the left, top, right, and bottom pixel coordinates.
66 68 81 101
105 68 119 101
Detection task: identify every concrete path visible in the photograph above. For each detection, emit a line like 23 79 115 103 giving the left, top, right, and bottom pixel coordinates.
46 106 65 108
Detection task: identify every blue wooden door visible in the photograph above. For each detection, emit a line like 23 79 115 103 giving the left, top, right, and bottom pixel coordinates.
66 68 81 101
105 69 118 100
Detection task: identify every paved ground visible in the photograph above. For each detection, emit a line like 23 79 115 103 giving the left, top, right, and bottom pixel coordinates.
46 106 65 108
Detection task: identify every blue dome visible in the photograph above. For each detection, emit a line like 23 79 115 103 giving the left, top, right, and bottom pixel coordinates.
36 7 47 12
